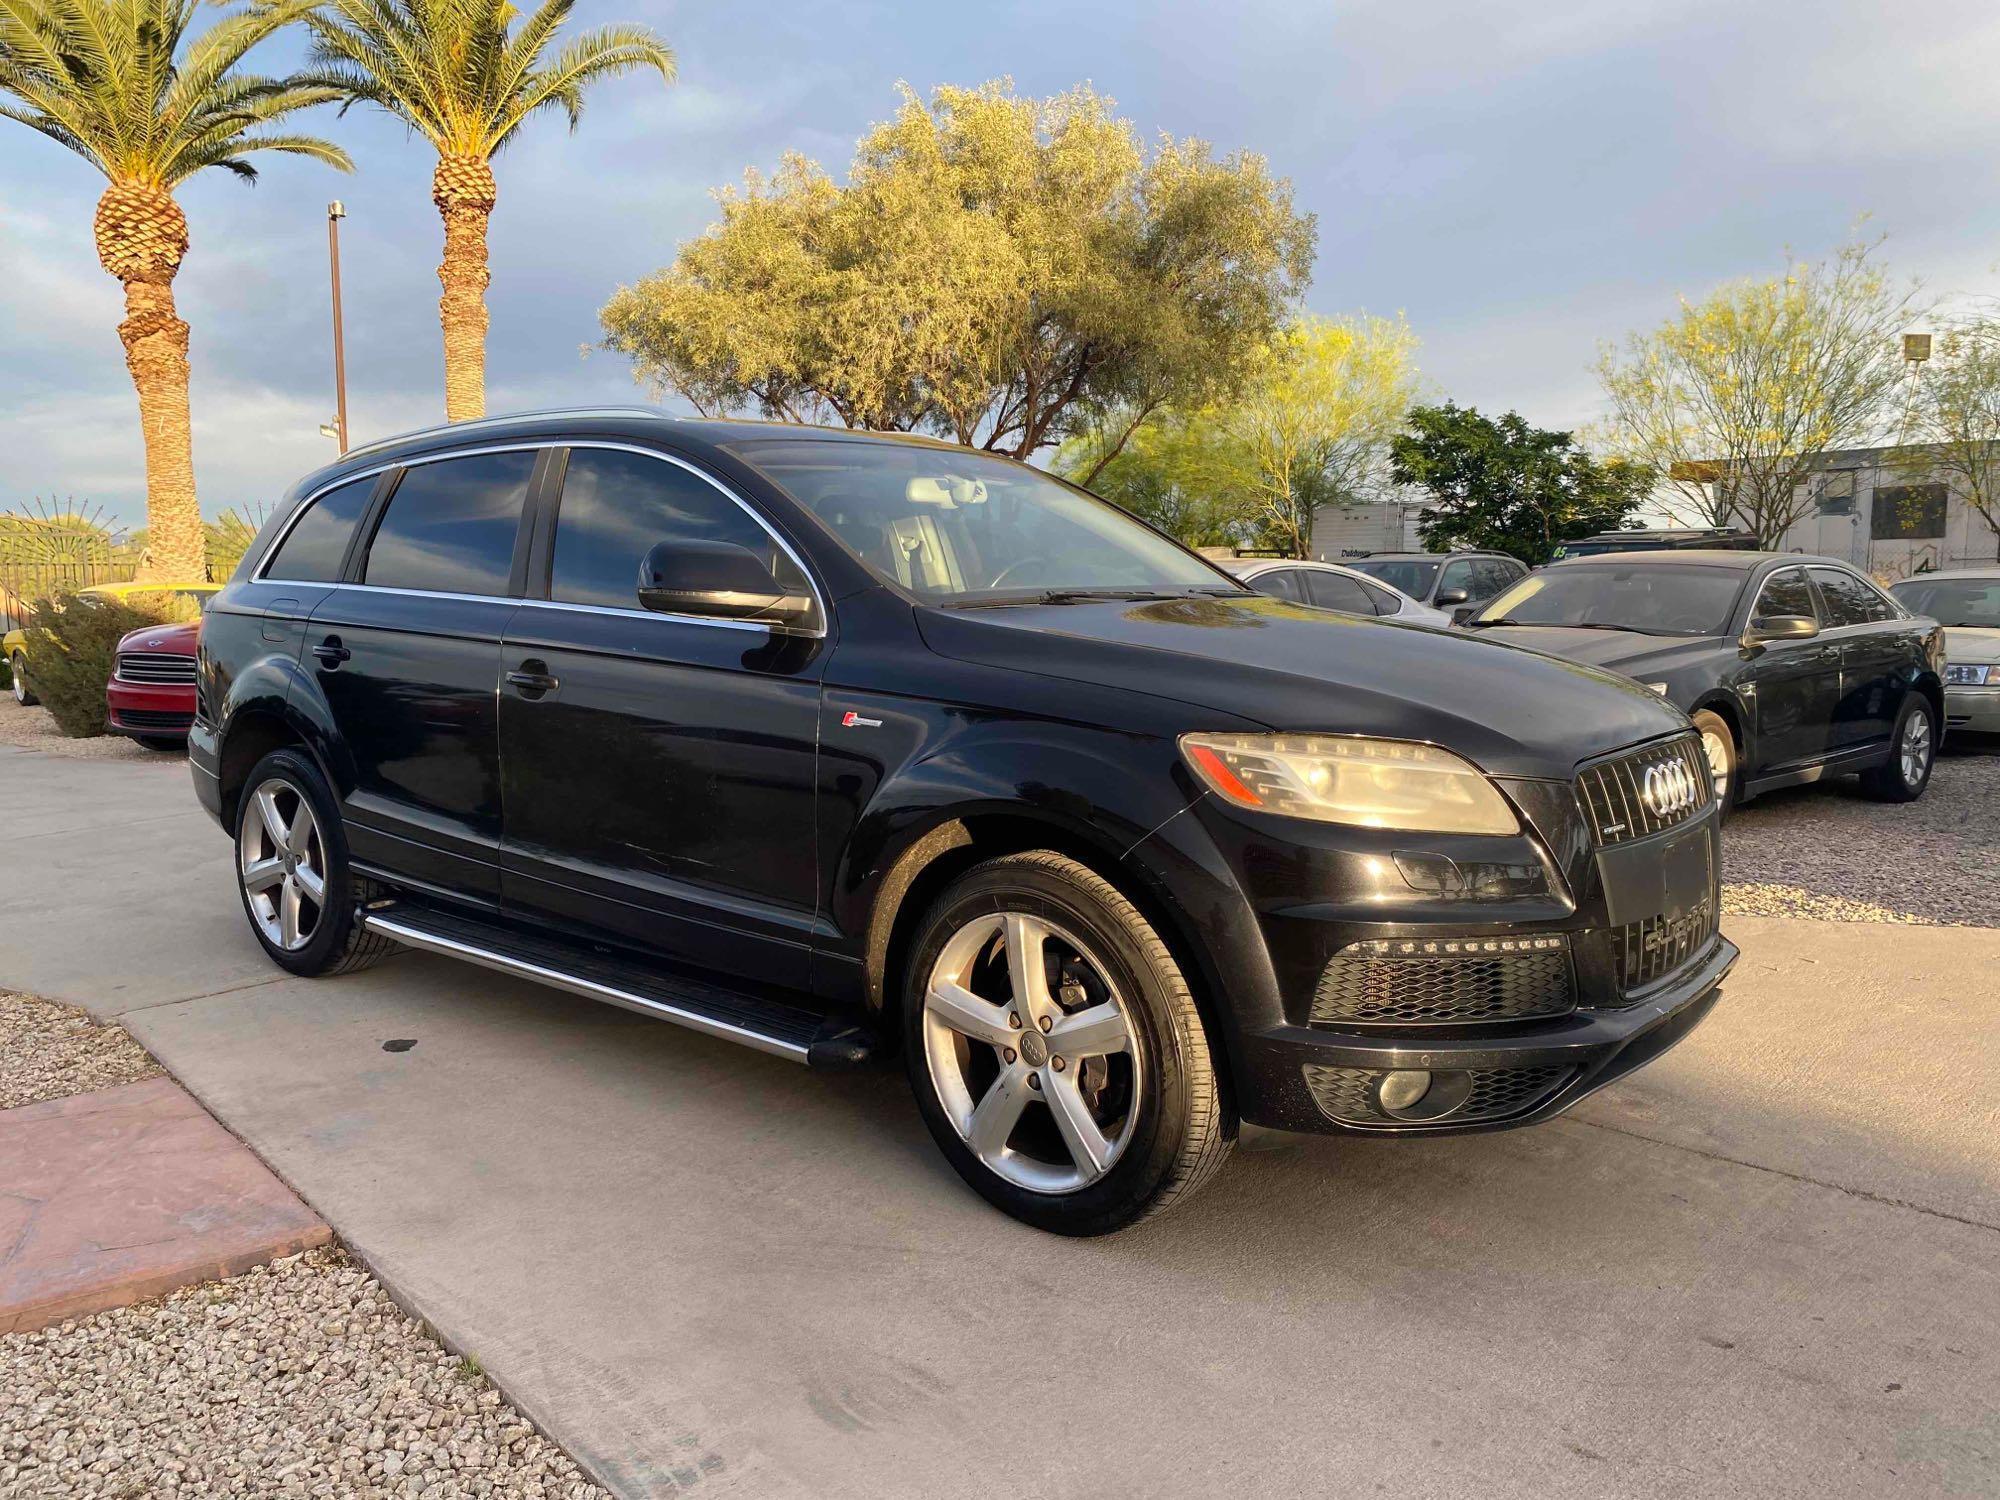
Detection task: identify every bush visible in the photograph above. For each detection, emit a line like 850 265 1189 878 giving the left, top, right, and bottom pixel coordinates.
22 590 200 737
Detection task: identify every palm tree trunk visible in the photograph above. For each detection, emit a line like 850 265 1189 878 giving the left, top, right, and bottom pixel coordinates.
95 183 203 582
434 155 497 422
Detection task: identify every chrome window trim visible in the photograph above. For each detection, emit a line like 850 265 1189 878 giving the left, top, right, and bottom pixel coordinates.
256 438 828 639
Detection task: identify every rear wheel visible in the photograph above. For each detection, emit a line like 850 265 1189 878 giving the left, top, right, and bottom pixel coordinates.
1692 710 1737 822
9 652 34 706
902 851 1234 1235
1859 695 1936 803
234 748 395 976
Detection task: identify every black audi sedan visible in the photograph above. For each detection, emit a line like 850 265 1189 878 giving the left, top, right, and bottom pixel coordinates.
191 409 1735 1235
1467 552 1946 815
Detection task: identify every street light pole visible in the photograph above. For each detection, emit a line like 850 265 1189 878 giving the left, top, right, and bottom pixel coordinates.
327 201 350 455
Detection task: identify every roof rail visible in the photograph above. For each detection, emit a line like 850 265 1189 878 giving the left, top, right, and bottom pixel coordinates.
337 406 671 463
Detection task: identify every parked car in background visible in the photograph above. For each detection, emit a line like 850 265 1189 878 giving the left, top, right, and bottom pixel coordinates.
194 409 1734 1235
1346 550 1528 623
1468 551 1945 815
105 617 200 749
1551 527 1760 561
6 580 219 707
1889 569 2000 736
1219 556 1452 625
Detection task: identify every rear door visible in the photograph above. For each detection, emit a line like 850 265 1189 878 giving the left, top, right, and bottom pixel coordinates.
306 448 540 901
497 444 828 991
1742 566 1841 770
1808 566 1906 751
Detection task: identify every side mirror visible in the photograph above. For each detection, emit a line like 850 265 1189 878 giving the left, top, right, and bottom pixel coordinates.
636 540 817 631
1740 613 1819 650
1435 588 1470 607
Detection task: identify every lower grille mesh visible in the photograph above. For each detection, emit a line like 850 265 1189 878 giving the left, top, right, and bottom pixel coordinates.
1311 944 1574 1025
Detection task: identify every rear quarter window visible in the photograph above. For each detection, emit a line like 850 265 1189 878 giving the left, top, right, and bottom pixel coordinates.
262 477 377 582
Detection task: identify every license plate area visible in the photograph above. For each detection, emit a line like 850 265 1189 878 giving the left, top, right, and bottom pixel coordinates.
1597 821 1713 928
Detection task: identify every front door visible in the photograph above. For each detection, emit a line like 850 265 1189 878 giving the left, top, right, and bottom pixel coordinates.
307 448 538 901
1741 566 1840 772
498 445 828 992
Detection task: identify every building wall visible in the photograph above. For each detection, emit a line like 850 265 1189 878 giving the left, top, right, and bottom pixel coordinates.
1769 447 1999 582
1308 500 1425 560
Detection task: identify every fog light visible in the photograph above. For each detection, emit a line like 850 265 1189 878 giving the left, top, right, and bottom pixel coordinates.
1377 1069 1432 1113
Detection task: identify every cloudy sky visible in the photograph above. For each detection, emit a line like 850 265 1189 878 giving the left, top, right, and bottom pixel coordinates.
5 0 2000 531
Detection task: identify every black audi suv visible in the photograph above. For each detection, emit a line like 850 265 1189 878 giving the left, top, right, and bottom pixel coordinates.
192 409 1735 1234
1466 552 1945 816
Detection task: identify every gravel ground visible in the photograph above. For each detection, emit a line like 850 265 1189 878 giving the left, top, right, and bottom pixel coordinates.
0 1247 611 1499
0 697 169 762
1721 743 2000 927
0 991 162 1109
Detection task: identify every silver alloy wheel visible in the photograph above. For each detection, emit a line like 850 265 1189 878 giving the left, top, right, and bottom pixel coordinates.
1701 727 1731 802
240 777 327 952
9 656 25 705
1900 705 1933 787
922 911 1142 1194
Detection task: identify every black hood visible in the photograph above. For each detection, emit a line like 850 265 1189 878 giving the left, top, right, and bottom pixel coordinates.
918 593 1687 781
1469 625 1720 678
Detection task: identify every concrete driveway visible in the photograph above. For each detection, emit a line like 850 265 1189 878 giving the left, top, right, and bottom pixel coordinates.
4 743 1996 1498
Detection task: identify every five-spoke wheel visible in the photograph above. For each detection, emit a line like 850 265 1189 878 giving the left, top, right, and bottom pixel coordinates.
240 777 327 951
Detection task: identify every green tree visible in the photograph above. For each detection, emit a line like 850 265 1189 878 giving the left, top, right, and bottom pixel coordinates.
600 81 1316 469
300 0 675 420
1058 409 1248 548
0 0 349 580
1217 314 1419 557
1598 237 1923 545
1390 403 1654 565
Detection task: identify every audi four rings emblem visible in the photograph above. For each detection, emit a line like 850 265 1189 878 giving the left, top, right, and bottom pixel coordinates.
1640 759 1699 818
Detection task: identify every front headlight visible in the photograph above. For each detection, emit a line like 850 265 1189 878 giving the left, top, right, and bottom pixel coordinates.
1946 663 2000 685
1180 733 1520 834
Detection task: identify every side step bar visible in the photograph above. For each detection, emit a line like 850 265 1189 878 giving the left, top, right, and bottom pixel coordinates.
360 903 876 1070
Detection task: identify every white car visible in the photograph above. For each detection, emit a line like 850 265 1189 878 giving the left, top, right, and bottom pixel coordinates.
1889 568 2000 736
1221 557 1454 626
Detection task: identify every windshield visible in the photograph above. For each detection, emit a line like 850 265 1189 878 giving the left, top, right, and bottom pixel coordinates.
1348 559 1439 596
1890 577 2000 628
1474 563 1746 635
729 439 1236 602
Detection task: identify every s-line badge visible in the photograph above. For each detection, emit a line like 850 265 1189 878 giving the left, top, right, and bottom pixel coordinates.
840 711 883 729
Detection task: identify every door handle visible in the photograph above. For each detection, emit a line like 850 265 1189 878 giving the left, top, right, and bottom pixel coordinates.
311 636 350 667
506 662 559 696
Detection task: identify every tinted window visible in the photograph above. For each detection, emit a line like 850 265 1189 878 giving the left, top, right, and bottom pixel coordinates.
1438 559 1477 598
1754 568 1818 622
264 477 375 582
1810 566 1894 627
1350 559 1440 598
1891 577 2000 628
1477 563 1745 635
363 452 535 595
1302 570 1377 613
1354 577 1402 614
550 449 790 610
1471 558 1521 600
1254 568 1304 601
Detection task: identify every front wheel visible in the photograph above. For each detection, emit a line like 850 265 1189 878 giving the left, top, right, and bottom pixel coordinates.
234 747 395 976
902 851 1234 1235
1692 710 1737 823
9 652 35 707
1859 696 1936 803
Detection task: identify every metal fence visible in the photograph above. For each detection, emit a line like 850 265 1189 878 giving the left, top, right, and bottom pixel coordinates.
0 559 140 634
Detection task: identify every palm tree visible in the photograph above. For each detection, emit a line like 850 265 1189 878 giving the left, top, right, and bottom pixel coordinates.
0 0 350 581
301 0 674 421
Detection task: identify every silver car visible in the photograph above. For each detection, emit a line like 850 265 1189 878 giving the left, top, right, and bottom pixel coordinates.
1221 558 1454 626
1889 569 2000 735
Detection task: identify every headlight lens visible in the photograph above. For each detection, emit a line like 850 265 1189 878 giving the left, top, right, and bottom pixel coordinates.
1180 733 1519 834
1945 662 2000 686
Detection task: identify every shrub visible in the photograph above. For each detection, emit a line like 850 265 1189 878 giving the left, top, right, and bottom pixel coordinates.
22 590 200 737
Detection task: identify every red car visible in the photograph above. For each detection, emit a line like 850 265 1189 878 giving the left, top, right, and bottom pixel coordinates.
105 619 199 750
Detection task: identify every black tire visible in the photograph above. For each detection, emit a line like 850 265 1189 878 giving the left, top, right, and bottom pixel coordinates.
136 735 186 753
234 747 396 976
1858 694 1937 803
1691 709 1737 824
901 850 1234 1235
10 652 35 707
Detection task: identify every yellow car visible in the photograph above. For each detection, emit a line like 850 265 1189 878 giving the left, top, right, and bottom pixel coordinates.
5 580 219 706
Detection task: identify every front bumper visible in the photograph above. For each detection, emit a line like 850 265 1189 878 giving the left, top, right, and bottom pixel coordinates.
104 677 196 739
1231 933 1735 1135
1945 683 2000 733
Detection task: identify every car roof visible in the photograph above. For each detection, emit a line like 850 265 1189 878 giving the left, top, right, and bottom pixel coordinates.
1352 550 1512 561
1542 549 1852 571
1888 568 2000 584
